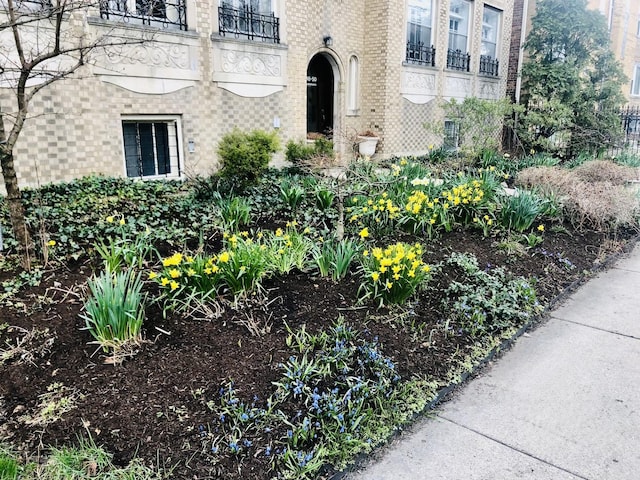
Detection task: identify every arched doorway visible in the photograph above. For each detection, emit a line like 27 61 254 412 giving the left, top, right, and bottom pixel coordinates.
307 54 335 137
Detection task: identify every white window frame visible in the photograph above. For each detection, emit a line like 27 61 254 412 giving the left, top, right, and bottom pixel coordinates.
121 115 184 180
220 0 273 14
632 65 640 97
448 0 471 53
481 5 501 60
407 0 434 48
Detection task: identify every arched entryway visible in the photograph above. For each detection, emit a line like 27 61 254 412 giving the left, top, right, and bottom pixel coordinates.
307 54 335 137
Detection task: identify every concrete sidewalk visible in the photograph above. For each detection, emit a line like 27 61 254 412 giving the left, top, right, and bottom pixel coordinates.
347 245 640 480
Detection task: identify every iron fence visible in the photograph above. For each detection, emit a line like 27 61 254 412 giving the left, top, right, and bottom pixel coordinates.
617 106 640 155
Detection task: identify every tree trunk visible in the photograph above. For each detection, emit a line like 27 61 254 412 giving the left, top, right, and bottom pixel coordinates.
0 115 30 262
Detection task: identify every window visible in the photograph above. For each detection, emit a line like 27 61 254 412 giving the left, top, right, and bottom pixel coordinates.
347 55 360 114
448 0 470 52
122 118 182 179
406 0 435 66
443 120 460 150
447 0 471 70
219 0 280 42
99 0 187 30
632 65 640 96
480 5 501 76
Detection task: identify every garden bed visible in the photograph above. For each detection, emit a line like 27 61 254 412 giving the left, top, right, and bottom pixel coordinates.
1 158 638 479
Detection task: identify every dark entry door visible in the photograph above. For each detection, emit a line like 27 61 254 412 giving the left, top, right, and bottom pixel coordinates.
307 54 334 136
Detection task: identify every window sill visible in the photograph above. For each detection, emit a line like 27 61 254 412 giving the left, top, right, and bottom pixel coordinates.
402 61 438 70
87 16 198 37
211 34 288 50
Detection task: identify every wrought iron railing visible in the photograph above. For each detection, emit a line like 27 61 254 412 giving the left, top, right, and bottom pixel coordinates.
479 55 499 76
406 42 435 67
14 0 53 12
446 49 470 72
218 5 280 43
99 0 188 30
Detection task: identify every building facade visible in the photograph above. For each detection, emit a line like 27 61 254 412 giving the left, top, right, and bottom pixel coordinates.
0 0 516 192
586 0 640 107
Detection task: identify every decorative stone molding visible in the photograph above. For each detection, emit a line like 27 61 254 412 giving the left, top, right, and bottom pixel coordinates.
478 79 500 99
220 50 281 77
400 67 437 104
443 73 472 101
91 29 200 94
104 43 191 70
211 36 287 98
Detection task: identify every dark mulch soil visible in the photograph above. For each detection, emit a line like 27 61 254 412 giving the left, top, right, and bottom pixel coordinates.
0 225 635 479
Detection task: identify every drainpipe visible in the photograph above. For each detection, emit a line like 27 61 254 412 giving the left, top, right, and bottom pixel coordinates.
608 0 614 32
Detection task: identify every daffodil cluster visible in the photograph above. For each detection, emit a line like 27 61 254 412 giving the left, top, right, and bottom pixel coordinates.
347 192 401 234
358 242 432 306
150 225 315 302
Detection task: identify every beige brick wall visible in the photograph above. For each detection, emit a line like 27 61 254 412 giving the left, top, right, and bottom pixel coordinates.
0 0 516 194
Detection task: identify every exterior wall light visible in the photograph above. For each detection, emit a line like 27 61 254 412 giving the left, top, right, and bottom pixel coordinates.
323 35 333 48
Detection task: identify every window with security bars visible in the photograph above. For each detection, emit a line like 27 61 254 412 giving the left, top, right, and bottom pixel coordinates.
219 0 279 42
122 120 181 178
443 120 460 150
480 5 501 76
99 0 187 30
406 0 435 65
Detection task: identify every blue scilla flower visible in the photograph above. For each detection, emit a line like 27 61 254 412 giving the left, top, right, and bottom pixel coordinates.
219 413 225 422
211 445 219 454
240 413 249 422
265 446 272 456
243 439 253 447
229 441 239 453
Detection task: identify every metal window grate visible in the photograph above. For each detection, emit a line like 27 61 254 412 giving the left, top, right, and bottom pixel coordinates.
99 0 188 30
479 55 499 76
446 49 470 72
218 5 280 43
406 42 436 67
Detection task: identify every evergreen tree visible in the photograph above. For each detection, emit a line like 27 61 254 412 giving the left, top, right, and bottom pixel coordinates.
518 0 626 156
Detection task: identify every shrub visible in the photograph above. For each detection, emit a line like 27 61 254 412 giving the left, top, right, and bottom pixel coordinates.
82 270 145 355
572 160 638 185
285 138 334 164
218 129 280 186
516 166 640 231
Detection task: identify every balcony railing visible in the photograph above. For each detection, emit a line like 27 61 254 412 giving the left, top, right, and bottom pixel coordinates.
99 0 187 30
13 0 53 12
218 5 280 43
479 55 499 76
406 42 435 67
446 49 470 72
